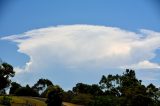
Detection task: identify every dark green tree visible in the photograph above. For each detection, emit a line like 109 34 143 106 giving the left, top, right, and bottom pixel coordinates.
99 74 120 96
90 84 103 96
9 82 21 95
99 69 154 106
62 90 74 102
45 85 63 106
73 83 102 95
147 83 160 105
0 62 15 90
32 78 53 95
15 85 39 97
73 83 91 94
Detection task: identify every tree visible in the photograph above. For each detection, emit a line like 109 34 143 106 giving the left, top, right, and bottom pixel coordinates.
73 83 102 95
90 84 103 96
0 62 15 90
99 74 120 96
62 90 74 102
9 82 21 95
32 78 53 96
73 83 91 94
147 83 160 105
99 69 154 106
71 93 93 106
45 85 63 106
15 85 39 97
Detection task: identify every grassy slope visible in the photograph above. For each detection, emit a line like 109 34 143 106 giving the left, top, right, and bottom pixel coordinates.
0 96 46 106
0 96 82 106
15 96 47 106
63 102 84 106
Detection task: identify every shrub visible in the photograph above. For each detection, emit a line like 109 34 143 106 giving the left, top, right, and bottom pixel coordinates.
0 96 11 106
71 93 94 106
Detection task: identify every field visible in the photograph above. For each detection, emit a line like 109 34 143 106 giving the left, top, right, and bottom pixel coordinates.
0 96 82 106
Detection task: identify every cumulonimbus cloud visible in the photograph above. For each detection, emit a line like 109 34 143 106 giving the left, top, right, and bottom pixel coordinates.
1 25 160 73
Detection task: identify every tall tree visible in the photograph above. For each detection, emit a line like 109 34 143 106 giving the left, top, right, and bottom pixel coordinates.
147 83 159 104
45 85 63 106
73 83 102 95
32 78 53 95
9 82 21 95
99 74 120 96
15 84 39 97
0 62 15 90
99 69 154 106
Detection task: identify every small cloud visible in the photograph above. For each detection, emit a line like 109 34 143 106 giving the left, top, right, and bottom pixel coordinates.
123 60 160 69
14 67 24 74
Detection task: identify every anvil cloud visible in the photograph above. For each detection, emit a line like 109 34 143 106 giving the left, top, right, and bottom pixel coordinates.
2 25 160 73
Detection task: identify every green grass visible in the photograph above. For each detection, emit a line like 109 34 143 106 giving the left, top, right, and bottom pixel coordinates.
0 96 82 106
20 97 47 106
0 96 47 106
63 102 84 106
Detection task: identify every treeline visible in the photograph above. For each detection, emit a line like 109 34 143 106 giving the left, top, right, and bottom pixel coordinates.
9 79 63 97
63 69 160 106
1 62 160 106
7 70 160 106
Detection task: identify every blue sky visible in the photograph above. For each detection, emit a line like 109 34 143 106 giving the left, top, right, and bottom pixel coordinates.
0 0 160 90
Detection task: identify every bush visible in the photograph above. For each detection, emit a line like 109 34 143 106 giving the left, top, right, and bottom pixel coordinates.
45 85 63 106
0 96 11 106
71 93 94 106
62 90 74 102
92 96 119 106
15 86 39 97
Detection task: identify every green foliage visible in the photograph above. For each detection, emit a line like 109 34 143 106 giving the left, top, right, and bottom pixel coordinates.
91 96 120 106
0 62 15 90
41 85 63 98
68 69 160 106
62 90 74 102
71 93 93 106
15 85 39 97
0 68 158 106
0 96 11 106
32 78 53 95
0 89 6 95
73 83 103 95
98 69 160 106
0 96 47 106
9 82 21 95
45 85 63 106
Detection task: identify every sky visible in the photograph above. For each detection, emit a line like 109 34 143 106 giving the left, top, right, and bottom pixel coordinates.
0 0 160 90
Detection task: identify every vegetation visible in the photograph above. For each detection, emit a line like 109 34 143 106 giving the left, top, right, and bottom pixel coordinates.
45 85 63 106
63 69 160 106
32 78 53 96
0 96 47 106
9 82 21 95
0 62 15 92
1 61 160 106
14 85 39 97
0 96 11 106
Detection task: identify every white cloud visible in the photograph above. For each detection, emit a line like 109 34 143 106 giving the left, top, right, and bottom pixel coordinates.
123 60 160 69
1 25 160 73
13 67 24 73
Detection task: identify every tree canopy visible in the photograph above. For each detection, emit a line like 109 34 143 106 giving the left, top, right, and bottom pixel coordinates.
0 62 15 91
9 82 21 95
66 69 160 106
32 78 53 96
3 67 160 106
